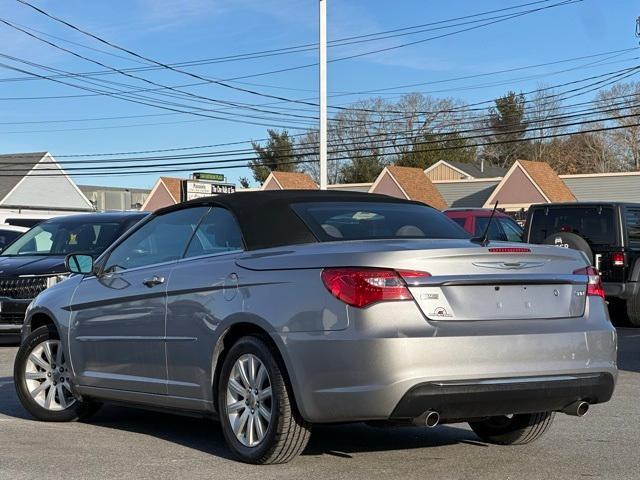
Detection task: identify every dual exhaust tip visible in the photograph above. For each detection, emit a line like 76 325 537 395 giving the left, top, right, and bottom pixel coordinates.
416 401 588 427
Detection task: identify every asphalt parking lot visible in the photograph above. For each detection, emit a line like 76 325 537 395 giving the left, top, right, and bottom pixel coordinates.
0 329 638 480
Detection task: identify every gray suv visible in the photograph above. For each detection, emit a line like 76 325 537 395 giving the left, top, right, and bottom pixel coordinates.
14 191 617 464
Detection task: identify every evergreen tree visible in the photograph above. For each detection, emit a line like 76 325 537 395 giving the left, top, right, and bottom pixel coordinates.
249 130 297 183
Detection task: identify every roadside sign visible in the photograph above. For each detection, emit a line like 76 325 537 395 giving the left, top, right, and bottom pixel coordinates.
194 172 225 182
211 183 235 194
183 180 236 201
186 181 211 194
185 192 212 201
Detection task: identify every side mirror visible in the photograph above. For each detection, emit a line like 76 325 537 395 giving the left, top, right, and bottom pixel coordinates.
65 254 94 274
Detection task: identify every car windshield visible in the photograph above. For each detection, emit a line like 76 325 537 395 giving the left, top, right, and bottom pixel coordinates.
1 218 129 256
529 206 615 245
0 229 24 250
292 202 470 241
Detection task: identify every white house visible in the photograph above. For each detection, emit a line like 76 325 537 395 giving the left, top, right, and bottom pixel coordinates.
0 152 95 223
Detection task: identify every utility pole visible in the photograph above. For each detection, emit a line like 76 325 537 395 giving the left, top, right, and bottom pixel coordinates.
319 0 328 189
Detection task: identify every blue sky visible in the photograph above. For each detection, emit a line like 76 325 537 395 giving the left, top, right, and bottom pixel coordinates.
0 0 637 189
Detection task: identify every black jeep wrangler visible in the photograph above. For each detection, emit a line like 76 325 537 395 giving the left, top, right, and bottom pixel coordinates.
524 202 640 326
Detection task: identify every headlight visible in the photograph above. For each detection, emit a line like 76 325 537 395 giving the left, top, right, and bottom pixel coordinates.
46 274 71 288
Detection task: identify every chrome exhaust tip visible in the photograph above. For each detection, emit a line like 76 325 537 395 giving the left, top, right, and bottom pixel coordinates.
562 401 590 417
424 411 440 428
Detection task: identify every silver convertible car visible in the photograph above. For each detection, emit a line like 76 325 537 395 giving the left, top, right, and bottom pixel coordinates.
14 191 617 464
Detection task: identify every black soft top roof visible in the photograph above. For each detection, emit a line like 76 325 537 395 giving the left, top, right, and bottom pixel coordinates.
156 190 425 250
43 211 148 224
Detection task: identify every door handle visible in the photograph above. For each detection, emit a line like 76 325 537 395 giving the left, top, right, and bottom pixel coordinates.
143 275 165 288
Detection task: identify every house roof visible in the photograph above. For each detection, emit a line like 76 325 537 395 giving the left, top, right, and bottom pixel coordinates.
159 177 183 203
445 160 507 179
0 152 47 201
425 160 506 179
268 171 318 190
434 179 501 208
518 160 576 202
385 166 448 210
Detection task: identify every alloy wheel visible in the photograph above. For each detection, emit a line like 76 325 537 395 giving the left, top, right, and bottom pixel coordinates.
226 353 273 447
24 340 76 411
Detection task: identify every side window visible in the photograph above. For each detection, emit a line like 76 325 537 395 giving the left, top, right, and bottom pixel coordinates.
499 218 524 242
475 216 506 241
184 207 243 258
627 208 640 247
450 218 467 229
103 207 208 272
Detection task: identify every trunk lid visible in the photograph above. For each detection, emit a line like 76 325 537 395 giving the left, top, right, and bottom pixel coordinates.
237 239 590 320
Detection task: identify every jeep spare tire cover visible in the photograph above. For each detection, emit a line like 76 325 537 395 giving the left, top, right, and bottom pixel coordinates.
542 232 593 265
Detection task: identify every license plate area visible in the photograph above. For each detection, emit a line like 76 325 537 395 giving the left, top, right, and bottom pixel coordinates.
412 283 586 320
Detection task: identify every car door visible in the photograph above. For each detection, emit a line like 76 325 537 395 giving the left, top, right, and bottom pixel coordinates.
164 207 245 400
68 207 209 395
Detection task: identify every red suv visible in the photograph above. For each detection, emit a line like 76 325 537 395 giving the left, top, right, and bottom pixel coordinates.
444 208 523 242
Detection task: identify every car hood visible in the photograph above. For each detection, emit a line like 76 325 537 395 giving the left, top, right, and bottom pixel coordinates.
0 255 66 278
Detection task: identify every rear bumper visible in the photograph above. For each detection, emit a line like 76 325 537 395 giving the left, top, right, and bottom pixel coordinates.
390 373 615 421
276 299 618 424
604 281 639 300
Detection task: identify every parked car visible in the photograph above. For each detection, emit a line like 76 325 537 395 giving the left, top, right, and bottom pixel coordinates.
0 224 28 251
0 211 147 334
14 191 616 464
444 208 523 242
524 202 640 326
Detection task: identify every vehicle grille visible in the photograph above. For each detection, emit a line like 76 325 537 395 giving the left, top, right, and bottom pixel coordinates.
0 312 25 325
0 277 48 300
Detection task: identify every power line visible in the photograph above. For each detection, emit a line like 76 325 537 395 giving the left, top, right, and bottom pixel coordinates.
0 18 321 121
14 0 581 110
4 89 637 158
0 118 638 178
1 48 635 127
0 0 565 83
0 61 316 131
3 108 639 172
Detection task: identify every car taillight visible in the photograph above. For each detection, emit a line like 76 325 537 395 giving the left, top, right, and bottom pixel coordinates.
573 266 605 298
321 268 426 308
610 251 625 267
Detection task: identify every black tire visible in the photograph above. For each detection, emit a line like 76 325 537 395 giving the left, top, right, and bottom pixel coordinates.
469 412 555 445
14 325 101 422
217 336 311 464
543 232 593 264
626 291 640 327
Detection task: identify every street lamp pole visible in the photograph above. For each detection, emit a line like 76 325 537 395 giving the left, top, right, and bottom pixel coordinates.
319 0 328 190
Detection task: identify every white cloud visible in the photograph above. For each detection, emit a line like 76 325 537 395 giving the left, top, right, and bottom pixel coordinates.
133 0 228 31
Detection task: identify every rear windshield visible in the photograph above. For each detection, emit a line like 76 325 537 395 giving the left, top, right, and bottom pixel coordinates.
292 202 470 241
528 206 616 245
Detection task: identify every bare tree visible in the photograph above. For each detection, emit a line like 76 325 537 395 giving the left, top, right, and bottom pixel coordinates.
596 83 640 170
296 130 341 184
527 84 566 162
